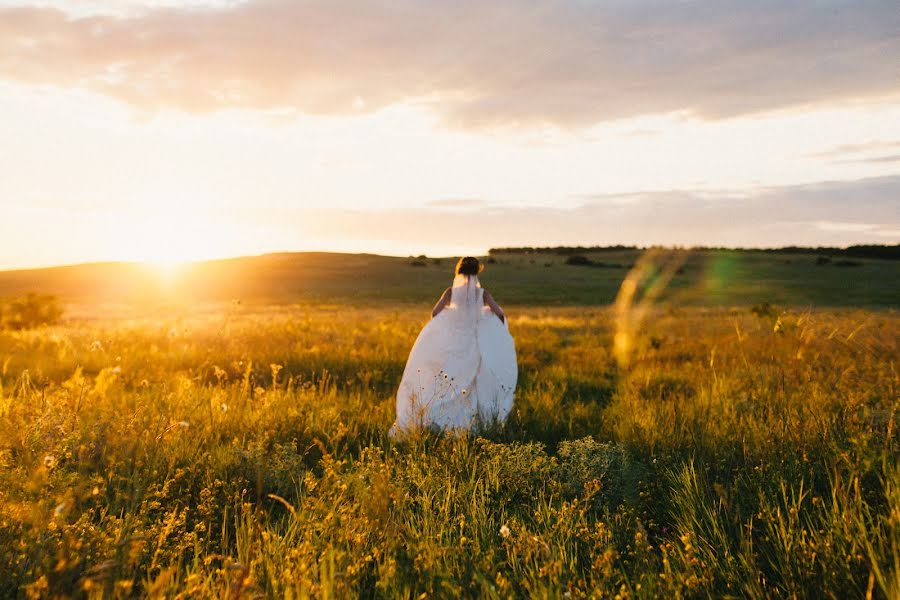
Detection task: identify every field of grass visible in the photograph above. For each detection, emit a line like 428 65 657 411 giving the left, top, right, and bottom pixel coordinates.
1 248 898 309
1 271 898 597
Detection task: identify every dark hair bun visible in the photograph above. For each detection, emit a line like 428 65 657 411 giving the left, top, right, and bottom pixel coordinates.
455 256 483 276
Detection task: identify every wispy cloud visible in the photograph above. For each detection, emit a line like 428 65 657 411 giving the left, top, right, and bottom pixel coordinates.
426 198 486 209
0 1 897 129
235 175 900 249
837 154 900 165
811 140 900 162
816 221 880 233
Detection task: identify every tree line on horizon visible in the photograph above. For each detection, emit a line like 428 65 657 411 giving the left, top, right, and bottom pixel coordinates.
487 243 900 260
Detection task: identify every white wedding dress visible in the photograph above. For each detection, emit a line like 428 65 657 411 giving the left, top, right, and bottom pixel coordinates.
391 274 517 434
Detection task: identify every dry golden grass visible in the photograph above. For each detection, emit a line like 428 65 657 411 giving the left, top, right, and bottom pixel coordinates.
0 302 897 597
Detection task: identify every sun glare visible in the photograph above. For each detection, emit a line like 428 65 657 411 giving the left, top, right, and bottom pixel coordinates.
115 205 244 275
143 257 188 283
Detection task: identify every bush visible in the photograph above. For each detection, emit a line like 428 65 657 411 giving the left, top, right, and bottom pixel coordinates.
750 302 779 319
555 438 642 508
565 255 593 266
0 293 63 330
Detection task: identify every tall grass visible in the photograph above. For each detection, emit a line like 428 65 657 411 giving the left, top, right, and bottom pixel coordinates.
0 304 897 597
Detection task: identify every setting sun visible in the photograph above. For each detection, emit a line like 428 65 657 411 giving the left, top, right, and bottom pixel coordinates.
109 206 248 267
0 2 898 597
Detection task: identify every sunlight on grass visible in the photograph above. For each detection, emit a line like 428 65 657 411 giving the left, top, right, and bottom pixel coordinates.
0 302 897 597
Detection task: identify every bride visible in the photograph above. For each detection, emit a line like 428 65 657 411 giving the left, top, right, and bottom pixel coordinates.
390 256 517 435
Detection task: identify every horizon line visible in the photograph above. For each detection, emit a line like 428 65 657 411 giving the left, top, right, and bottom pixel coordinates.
2 243 898 274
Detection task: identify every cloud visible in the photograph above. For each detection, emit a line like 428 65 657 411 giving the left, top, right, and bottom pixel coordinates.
242 175 900 249
0 0 898 128
812 140 900 166
838 154 900 165
426 198 486 209
813 140 900 158
816 221 884 234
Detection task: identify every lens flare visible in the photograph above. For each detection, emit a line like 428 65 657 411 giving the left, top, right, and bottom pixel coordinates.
613 248 688 368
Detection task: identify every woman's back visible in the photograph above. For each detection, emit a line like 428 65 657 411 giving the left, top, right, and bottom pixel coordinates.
390 257 517 435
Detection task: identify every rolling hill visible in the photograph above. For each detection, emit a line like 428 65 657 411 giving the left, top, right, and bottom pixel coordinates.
0 248 897 310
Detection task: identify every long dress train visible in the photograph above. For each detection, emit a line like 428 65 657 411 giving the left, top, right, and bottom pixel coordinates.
391 275 517 434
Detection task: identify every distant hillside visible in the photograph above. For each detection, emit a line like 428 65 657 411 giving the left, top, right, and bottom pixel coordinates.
0 249 898 310
0 253 427 306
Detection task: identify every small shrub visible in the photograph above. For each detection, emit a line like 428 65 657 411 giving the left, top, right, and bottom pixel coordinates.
1 293 63 330
565 255 593 266
555 437 647 508
479 439 554 503
750 302 779 319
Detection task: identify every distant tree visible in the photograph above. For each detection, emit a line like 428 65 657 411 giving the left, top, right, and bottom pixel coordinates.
489 245 638 255
843 245 900 260
488 243 900 260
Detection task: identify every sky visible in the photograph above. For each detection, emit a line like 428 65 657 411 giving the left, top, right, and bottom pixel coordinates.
0 0 899 268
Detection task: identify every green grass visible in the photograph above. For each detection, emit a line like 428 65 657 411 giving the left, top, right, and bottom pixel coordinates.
1 249 898 309
1 299 898 598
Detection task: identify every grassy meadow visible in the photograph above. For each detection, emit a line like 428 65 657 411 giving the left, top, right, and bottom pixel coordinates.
1 248 898 308
0 249 898 597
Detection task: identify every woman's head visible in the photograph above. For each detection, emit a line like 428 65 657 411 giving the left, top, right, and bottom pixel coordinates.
455 256 483 276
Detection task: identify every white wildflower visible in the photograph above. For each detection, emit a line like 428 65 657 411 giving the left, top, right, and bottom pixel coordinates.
500 524 511 539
